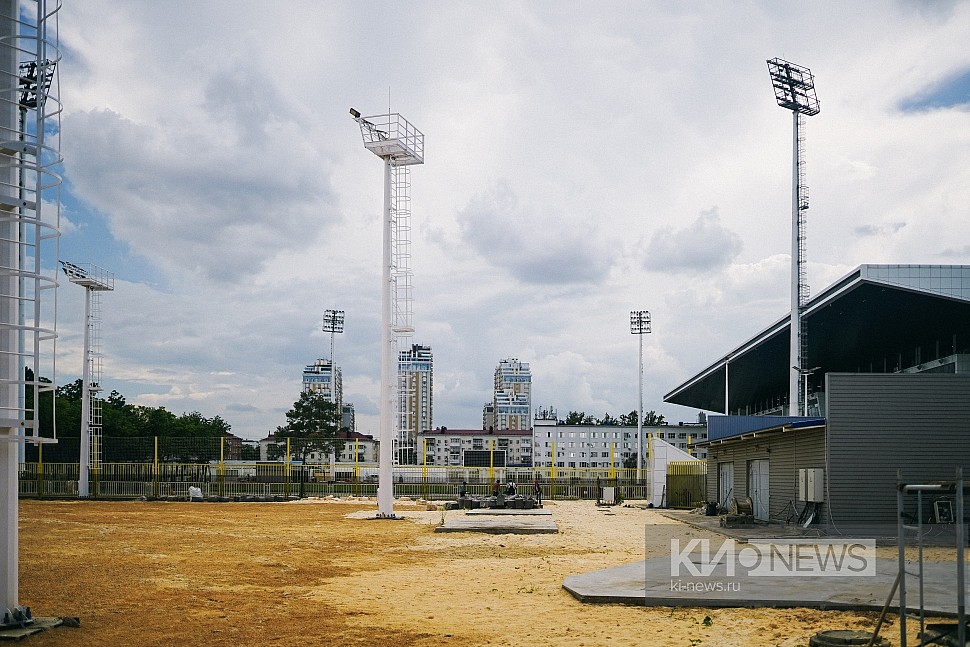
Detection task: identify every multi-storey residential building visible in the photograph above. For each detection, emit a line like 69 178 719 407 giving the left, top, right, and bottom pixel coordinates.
493 358 531 430
418 428 533 467
399 344 433 455
258 429 377 464
302 358 342 410
341 403 355 434
531 417 708 468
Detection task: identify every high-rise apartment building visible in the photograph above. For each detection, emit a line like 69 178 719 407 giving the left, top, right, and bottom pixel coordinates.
303 358 342 411
493 358 531 430
399 344 433 457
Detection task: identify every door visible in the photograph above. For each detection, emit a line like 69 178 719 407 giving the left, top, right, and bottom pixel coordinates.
718 462 734 507
748 459 770 521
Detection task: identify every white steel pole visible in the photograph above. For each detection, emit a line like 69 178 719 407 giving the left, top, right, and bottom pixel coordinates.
789 110 801 415
637 332 643 472
79 288 92 497
1 0 20 613
377 158 395 517
329 327 336 479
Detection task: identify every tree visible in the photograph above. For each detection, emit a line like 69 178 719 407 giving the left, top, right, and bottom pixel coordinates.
618 409 666 426
601 412 617 426
277 391 345 462
564 411 595 425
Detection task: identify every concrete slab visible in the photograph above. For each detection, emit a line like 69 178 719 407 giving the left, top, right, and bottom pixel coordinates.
465 508 552 516
435 514 559 534
564 556 967 615
0 617 65 641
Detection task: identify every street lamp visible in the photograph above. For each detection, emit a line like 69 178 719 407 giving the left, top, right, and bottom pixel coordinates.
630 310 651 473
767 57 820 418
351 108 424 519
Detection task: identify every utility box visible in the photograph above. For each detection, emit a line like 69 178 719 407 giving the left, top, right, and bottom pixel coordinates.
798 468 825 502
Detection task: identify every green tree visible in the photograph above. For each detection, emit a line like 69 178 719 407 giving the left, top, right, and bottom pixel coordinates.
564 411 595 425
277 391 344 462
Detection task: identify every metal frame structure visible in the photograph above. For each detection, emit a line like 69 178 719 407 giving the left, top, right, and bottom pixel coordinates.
767 57 820 416
61 262 113 498
630 310 650 471
351 108 424 518
896 468 966 647
1 0 62 627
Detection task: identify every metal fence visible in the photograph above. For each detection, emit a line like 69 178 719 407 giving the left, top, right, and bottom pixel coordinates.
18 461 657 502
17 436 706 502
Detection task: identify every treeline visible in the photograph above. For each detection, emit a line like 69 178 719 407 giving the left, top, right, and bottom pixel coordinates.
25 373 237 463
562 410 665 426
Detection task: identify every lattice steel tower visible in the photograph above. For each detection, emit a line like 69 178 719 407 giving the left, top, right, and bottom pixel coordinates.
767 58 820 416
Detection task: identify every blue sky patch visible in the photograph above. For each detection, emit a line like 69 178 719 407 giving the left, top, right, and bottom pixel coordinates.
900 68 970 111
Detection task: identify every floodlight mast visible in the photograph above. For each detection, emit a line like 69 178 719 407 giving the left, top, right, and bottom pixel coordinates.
350 108 423 518
767 58 820 416
2 0 63 626
322 309 344 478
61 262 114 498
630 311 651 473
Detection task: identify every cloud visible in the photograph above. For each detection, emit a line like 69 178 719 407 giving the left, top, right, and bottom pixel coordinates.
642 208 743 273
61 56 339 286
854 222 907 237
456 181 616 285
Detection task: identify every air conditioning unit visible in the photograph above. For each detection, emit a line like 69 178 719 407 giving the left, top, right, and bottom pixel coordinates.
798 468 825 502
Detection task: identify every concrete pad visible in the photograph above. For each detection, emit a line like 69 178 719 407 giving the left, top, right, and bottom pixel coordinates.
564 557 968 615
435 514 559 534
465 508 552 516
0 617 64 641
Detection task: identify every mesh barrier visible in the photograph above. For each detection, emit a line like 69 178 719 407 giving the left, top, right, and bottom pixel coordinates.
19 437 660 501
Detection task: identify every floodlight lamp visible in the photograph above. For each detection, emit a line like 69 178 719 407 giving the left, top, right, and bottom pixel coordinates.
323 309 345 334
349 108 361 119
767 57 820 116
630 310 651 334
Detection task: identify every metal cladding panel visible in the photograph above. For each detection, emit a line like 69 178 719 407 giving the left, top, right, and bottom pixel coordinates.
707 415 817 441
705 428 824 519
825 373 970 531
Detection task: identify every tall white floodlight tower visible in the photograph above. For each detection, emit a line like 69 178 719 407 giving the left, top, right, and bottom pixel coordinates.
767 58 820 417
1 0 63 627
350 108 424 518
630 311 650 472
322 309 344 476
61 262 113 498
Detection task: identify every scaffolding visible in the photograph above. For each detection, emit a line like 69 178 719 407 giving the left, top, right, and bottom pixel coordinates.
896 468 966 646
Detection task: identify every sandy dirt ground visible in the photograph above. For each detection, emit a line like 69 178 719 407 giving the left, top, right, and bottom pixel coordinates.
15 498 949 646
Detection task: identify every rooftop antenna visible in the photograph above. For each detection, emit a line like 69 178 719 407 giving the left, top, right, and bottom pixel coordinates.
767 57 820 416
350 107 424 518
61 262 114 498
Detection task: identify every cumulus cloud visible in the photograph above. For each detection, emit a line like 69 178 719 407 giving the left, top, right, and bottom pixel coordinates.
854 222 907 237
61 60 338 286
642 208 743 273
456 181 616 285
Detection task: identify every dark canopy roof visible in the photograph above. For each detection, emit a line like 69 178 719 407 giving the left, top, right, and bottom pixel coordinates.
664 265 970 413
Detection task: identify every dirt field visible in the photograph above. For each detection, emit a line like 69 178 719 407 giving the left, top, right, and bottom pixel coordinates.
15 498 935 646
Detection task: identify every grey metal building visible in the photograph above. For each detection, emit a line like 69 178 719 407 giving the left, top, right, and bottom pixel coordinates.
668 264 970 531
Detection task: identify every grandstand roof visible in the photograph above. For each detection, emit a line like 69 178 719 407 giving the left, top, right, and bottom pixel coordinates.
664 265 970 413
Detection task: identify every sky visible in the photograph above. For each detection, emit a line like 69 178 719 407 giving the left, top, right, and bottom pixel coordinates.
49 1 970 441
